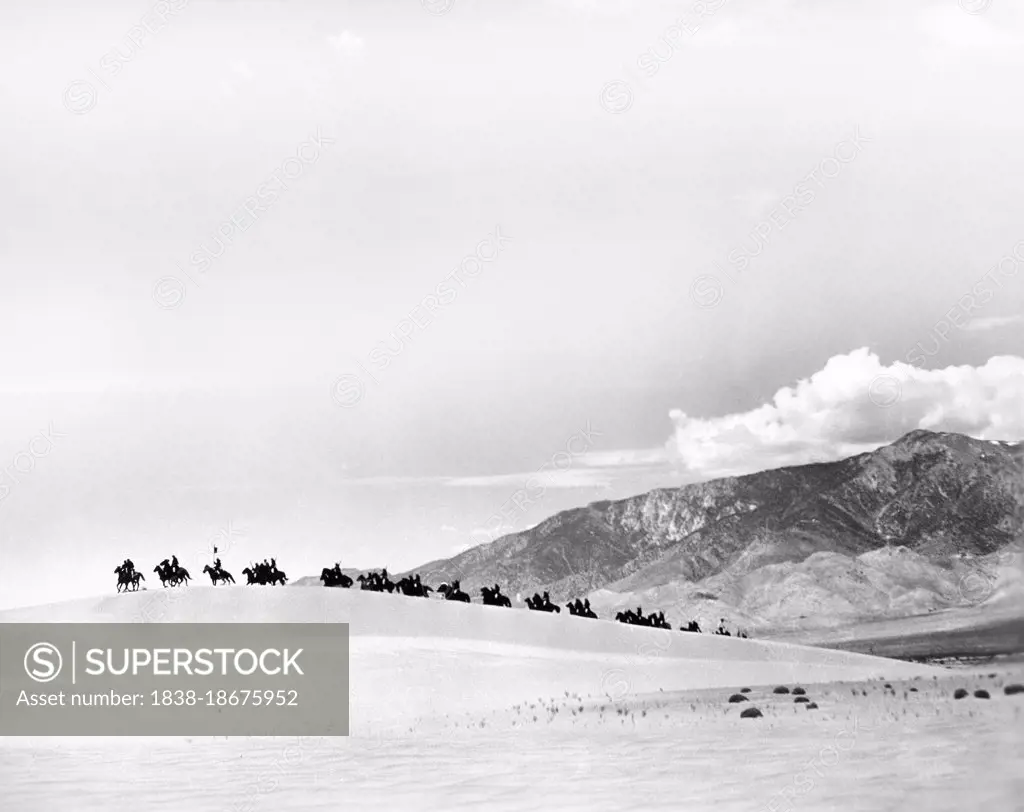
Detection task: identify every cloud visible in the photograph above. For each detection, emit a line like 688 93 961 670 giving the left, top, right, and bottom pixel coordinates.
963 314 1024 333
328 31 364 56
665 348 1024 480
443 467 616 490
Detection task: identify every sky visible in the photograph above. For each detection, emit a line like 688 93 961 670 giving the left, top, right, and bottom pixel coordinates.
1 0 1023 609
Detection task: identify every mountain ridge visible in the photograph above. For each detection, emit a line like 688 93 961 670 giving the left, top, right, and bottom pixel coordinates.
399 430 1023 626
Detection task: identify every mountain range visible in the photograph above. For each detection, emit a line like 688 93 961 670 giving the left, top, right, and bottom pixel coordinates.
389 430 1023 630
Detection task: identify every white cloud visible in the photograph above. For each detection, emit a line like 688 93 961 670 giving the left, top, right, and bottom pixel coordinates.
963 314 1024 333
665 348 1024 480
328 31 364 56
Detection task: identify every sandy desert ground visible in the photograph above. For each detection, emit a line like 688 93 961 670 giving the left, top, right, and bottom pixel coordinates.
2 586 1022 812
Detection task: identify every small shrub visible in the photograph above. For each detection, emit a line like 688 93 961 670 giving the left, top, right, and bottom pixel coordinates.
974 690 990 699
741 687 751 693
953 688 969 699
728 694 749 703
740 707 763 719
794 697 810 704
792 687 806 696
1004 684 1024 696
805 702 818 710
773 686 790 695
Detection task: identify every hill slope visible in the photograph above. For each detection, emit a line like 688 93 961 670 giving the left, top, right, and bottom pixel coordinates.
404 431 1023 627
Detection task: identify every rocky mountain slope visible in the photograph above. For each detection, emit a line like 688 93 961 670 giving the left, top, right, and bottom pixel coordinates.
404 430 1023 627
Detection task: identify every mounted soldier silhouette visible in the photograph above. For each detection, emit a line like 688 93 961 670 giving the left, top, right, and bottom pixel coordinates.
321 563 354 588
395 574 433 597
114 560 144 592
437 579 471 602
154 555 191 587
242 558 288 586
480 584 511 607
525 591 560 612
566 597 597 618
203 557 234 585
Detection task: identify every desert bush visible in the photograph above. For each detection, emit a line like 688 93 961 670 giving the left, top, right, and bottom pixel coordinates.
974 690 990 699
1004 684 1024 695
728 694 748 703
792 687 806 695
954 688 969 699
740 707 763 719
773 686 790 694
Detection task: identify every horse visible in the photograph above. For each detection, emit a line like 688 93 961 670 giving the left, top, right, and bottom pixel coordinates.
480 586 511 607
395 576 432 597
114 565 133 593
437 583 470 603
267 569 287 586
153 564 190 587
242 567 258 585
321 567 353 588
129 572 145 591
526 593 560 613
203 564 234 585
682 620 702 633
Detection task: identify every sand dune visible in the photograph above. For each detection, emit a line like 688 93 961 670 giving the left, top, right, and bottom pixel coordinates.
2 587 1022 811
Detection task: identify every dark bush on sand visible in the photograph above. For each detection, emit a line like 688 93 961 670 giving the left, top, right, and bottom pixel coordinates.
728 694 749 703
740 707 763 719
1005 684 1024 695
792 687 806 695
805 702 818 710
741 688 751 693
773 686 790 695
974 690 990 699
794 696 810 704
954 688 969 699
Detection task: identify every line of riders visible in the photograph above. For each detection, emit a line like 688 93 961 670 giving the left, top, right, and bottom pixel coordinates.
114 556 288 591
319 565 749 636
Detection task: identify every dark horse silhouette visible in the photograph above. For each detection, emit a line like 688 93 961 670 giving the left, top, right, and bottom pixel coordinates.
615 606 669 627
395 575 433 597
114 563 144 592
357 569 396 593
566 598 598 618
437 581 471 602
480 585 511 607
203 564 235 585
321 565 354 588
242 559 288 585
713 618 732 636
154 560 191 587
681 620 702 633
526 591 560 613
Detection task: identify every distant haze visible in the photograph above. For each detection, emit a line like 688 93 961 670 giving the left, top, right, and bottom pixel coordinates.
1 0 1023 609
